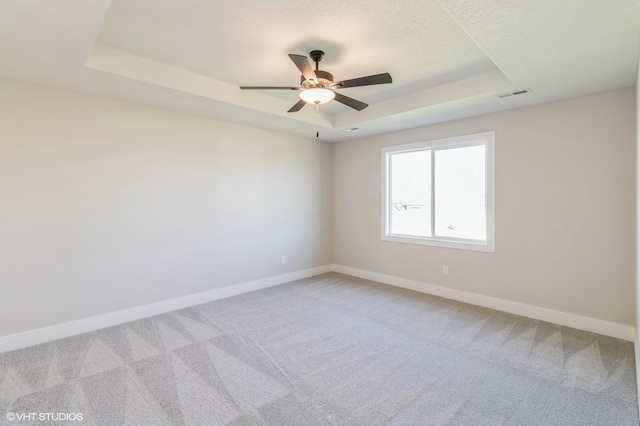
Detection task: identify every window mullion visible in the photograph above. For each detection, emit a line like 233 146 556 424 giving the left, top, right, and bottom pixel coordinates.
430 149 436 238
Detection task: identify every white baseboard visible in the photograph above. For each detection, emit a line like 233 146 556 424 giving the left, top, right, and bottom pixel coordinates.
0 265 333 354
2 263 633 354
332 264 635 342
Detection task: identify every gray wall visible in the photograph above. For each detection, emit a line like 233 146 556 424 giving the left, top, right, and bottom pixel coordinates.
0 77 333 337
1 76 634 340
332 87 636 325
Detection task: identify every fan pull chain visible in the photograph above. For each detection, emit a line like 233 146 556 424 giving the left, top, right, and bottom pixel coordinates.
315 101 320 138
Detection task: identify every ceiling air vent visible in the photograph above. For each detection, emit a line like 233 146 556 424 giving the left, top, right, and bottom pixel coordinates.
497 88 531 99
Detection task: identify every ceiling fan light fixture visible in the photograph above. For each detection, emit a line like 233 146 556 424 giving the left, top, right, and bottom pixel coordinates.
299 88 335 104
240 50 392 116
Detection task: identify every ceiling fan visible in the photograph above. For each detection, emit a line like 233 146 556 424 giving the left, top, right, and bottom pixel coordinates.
240 50 392 113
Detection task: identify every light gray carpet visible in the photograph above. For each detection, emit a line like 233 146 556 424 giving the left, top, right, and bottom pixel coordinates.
0 272 637 425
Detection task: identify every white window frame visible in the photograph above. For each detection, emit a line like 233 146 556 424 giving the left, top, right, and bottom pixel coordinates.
381 131 495 253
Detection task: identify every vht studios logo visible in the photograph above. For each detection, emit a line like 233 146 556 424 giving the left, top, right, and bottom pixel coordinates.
6 412 84 422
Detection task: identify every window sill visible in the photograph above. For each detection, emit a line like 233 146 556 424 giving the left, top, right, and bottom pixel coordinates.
382 234 495 253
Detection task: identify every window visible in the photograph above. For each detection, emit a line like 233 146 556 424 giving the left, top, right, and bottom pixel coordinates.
382 131 495 252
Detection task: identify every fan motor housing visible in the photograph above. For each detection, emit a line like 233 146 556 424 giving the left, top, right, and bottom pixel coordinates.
301 70 334 88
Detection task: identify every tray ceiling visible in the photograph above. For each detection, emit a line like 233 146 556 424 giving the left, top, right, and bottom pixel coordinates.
1 0 639 141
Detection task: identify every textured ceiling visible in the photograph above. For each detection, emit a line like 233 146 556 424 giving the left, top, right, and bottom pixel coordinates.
1 0 639 141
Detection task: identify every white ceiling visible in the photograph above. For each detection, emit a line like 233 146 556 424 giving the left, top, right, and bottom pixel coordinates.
1 0 639 142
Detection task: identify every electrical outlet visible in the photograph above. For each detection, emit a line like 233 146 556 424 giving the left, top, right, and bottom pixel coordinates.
281 256 286 264
442 266 449 275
